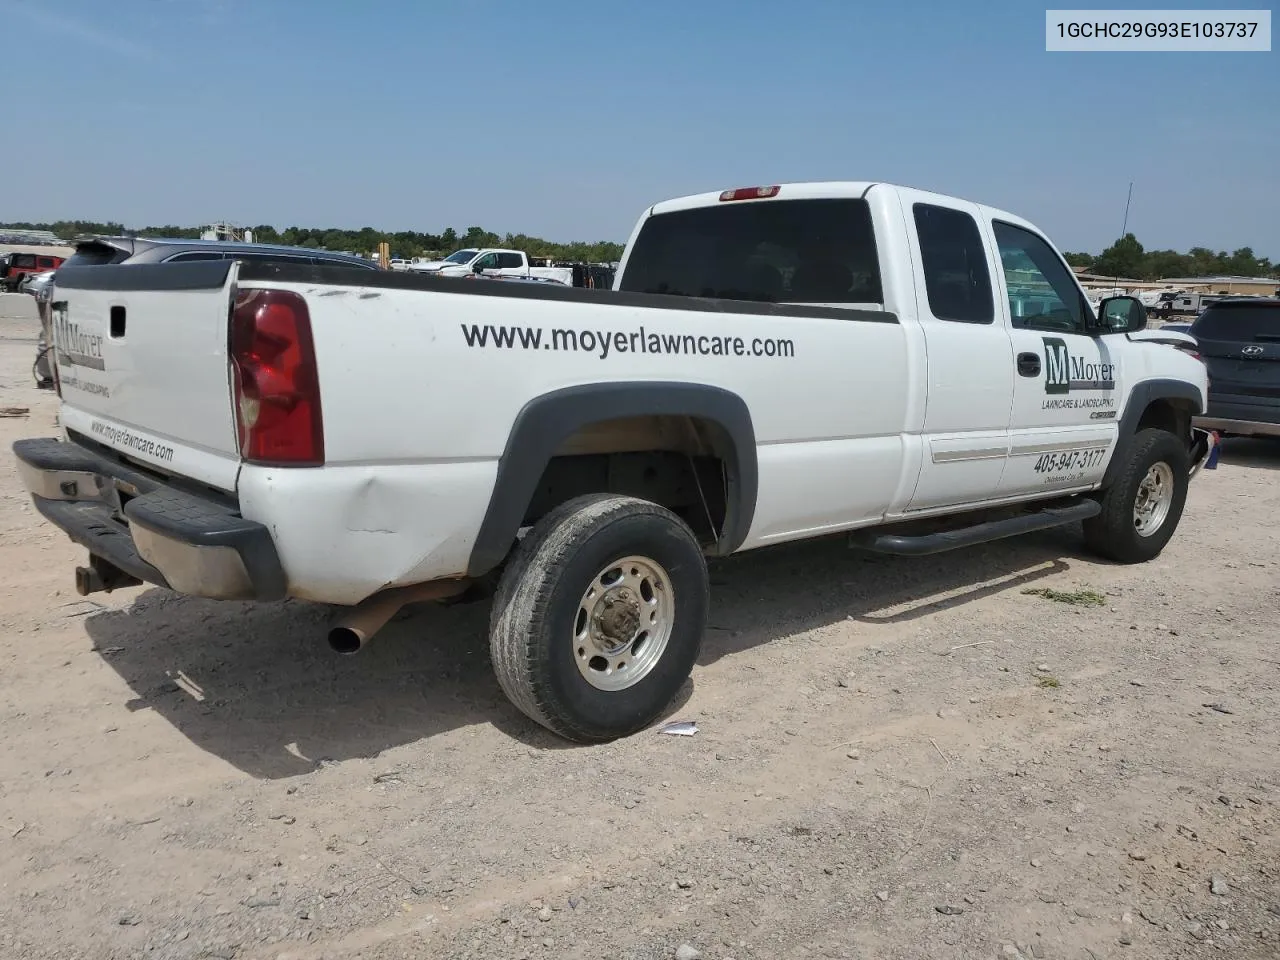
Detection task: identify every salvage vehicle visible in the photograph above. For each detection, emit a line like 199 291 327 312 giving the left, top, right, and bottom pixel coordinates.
13 181 1216 743
1189 297 1280 439
23 270 58 388
2 251 65 291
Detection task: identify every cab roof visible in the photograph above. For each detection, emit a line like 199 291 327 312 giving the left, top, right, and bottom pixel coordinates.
648 180 1029 222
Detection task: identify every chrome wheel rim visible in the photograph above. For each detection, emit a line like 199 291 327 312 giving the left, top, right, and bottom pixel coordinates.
1133 461 1174 537
573 555 673 691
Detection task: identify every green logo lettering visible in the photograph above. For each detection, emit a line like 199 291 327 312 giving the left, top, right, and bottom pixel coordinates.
1042 337 1070 394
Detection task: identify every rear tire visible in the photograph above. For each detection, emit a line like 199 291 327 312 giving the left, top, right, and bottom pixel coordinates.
1083 428 1189 563
489 494 708 743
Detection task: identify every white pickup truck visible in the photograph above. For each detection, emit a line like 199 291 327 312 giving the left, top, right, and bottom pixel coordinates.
14 181 1217 743
410 247 574 285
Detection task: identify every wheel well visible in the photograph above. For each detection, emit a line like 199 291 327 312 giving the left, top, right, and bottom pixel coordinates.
1136 398 1192 439
521 415 729 546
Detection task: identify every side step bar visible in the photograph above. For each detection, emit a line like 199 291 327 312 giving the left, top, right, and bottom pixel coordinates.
849 499 1101 557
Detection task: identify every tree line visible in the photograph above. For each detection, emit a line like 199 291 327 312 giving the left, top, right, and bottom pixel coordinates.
9 220 1276 278
1064 234 1277 281
1 220 626 264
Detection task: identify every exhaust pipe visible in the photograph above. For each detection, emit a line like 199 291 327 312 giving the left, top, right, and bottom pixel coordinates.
327 579 471 655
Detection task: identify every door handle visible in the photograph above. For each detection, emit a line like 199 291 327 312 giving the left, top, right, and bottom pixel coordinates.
1017 352 1041 377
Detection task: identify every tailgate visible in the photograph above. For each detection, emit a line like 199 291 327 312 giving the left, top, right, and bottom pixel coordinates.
51 260 242 491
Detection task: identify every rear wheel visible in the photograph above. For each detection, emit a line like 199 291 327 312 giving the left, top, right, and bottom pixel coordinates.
1083 428 1189 563
489 494 708 742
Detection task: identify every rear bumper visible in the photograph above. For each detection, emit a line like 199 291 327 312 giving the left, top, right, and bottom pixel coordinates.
1193 417 1280 439
1194 395 1280 438
12 437 285 601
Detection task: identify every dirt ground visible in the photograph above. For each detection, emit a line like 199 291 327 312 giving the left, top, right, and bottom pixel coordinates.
0 311 1277 960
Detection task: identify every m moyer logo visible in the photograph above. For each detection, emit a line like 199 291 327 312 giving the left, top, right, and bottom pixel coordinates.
52 305 105 371
1042 337 1114 395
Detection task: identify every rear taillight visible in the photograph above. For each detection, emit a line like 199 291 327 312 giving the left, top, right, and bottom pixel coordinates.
229 289 324 466
719 185 780 202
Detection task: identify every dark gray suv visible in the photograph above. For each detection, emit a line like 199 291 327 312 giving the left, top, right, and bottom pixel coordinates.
1191 298 1280 439
35 237 377 386
59 236 377 270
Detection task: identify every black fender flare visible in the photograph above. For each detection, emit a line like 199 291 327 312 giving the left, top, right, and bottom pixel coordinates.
467 381 758 577
1101 378 1206 488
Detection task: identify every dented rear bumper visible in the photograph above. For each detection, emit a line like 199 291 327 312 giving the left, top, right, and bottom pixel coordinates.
12 437 286 600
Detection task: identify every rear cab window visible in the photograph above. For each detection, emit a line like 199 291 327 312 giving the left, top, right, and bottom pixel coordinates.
618 198 883 305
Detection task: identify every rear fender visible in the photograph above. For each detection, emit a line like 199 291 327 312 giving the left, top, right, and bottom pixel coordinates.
466 382 758 577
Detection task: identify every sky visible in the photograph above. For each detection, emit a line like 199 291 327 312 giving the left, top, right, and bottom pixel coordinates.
3 0 1277 255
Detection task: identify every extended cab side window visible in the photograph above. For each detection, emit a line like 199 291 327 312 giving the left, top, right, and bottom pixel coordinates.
913 204 993 324
497 253 523 269
993 221 1088 334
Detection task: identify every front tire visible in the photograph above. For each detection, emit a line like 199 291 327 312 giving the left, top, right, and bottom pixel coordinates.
1083 428 1189 563
489 494 708 743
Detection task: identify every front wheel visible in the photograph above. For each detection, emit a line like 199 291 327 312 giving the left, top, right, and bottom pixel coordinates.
489 494 708 743
1083 428 1190 563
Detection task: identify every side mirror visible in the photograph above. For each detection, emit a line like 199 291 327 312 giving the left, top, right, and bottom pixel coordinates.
1097 295 1147 334
472 264 485 274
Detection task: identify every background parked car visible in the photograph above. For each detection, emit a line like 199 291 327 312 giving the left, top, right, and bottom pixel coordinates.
2 251 65 291
33 237 380 387
1190 297 1280 440
23 271 59 387
58 236 379 270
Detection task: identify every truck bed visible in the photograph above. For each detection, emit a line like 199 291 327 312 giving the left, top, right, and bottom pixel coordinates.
48 258 911 602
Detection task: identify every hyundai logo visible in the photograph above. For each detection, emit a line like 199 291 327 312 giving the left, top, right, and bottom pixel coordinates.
1242 345 1265 357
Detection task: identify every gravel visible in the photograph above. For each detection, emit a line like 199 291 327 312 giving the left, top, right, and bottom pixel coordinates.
0 334 1276 960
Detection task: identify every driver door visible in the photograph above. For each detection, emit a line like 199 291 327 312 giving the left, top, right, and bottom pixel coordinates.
989 218 1125 499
